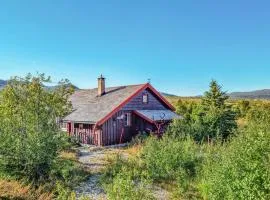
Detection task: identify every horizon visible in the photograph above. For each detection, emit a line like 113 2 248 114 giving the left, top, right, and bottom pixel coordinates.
1 75 270 97
1 1 270 96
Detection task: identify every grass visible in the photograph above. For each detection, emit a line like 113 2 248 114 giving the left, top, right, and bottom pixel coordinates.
60 150 78 162
0 147 90 200
125 144 143 157
0 180 53 200
99 135 207 200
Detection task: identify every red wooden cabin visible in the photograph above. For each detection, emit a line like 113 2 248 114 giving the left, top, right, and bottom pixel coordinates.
61 75 181 146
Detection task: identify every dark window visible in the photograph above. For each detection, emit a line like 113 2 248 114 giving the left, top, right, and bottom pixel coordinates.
83 124 91 129
79 124 83 129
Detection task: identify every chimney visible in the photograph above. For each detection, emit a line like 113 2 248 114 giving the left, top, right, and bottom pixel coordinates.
98 74 105 96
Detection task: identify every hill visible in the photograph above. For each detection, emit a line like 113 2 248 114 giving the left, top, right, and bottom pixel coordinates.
0 79 79 91
1 79 270 99
0 80 7 90
162 89 270 100
160 92 178 98
229 89 270 99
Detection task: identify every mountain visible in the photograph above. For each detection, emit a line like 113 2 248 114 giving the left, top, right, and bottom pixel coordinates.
229 89 270 99
1 79 270 99
162 90 270 100
161 92 178 98
0 79 79 91
0 80 7 90
46 84 79 91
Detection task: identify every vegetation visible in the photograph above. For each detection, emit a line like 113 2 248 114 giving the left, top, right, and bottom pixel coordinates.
101 80 270 200
0 74 88 199
167 80 237 142
1 74 270 199
199 124 270 199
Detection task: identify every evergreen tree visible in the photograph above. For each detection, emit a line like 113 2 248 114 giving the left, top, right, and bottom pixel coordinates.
201 80 237 140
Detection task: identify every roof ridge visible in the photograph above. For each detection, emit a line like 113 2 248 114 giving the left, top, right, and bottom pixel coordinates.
78 83 146 91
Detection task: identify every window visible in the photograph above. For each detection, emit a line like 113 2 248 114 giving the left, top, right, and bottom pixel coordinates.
143 93 148 104
61 122 67 131
79 124 84 129
125 113 132 126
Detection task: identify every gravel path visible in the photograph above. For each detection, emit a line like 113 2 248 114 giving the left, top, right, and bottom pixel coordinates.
74 145 169 200
74 145 127 200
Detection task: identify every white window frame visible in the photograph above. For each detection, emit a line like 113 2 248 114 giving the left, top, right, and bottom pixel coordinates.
125 113 132 127
142 93 148 104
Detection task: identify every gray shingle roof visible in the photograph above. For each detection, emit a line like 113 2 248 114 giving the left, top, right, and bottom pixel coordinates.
63 84 144 123
135 110 182 122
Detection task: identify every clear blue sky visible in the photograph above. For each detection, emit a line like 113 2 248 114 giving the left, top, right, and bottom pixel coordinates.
0 0 269 96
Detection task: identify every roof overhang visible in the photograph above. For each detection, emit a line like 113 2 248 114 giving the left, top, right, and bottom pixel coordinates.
62 119 96 124
133 110 182 124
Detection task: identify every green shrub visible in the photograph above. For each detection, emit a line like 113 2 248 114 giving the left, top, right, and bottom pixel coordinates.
170 81 237 142
54 181 76 200
101 154 154 200
199 128 270 199
141 135 201 181
130 131 150 146
50 159 89 189
103 166 154 200
0 74 74 184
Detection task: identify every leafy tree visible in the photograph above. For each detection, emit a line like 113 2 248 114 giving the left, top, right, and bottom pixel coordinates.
175 99 201 124
0 73 74 183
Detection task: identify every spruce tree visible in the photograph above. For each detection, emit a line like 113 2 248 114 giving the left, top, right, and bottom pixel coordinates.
201 80 237 140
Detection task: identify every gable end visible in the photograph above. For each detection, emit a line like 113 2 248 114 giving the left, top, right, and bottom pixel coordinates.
96 83 175 125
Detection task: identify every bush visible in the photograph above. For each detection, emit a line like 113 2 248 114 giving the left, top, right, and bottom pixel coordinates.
101 154 154 200
0 74 74 184
246 103 270 131
199 127 270 199
50 159 89 189
140 135 204 199
104 167 154 200
141 135 202 181
130 131 150 145
170 81 237 142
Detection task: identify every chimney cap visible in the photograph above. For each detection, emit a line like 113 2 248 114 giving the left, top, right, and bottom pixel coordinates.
98 74 105 79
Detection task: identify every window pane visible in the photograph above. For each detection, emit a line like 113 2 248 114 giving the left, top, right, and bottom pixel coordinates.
143 94 148 103
126 113 132 126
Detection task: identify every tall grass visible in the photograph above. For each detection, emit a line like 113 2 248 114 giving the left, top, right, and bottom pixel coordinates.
101 154 155 200
101 121 270 200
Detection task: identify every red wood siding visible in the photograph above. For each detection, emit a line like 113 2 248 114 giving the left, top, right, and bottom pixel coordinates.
101 111 154 145
100 88 166 145
101 110 134 145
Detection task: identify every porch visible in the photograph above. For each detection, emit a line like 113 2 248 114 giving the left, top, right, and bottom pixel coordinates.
62 122 101 145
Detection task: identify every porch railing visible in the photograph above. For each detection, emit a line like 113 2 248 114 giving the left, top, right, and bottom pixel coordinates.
68 128 98 145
